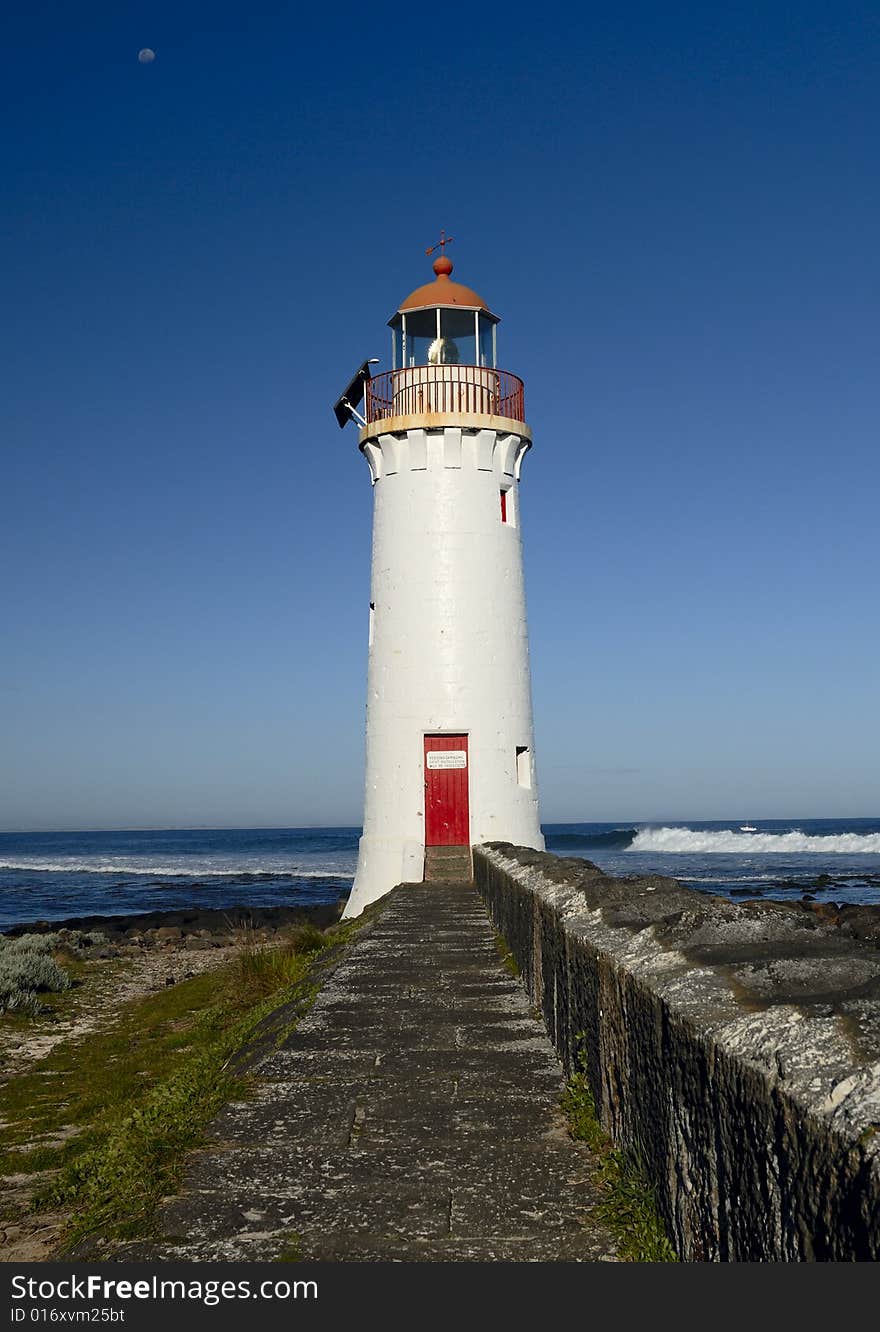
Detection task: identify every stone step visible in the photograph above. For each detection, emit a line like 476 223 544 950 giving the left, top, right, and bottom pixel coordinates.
424 846 472 882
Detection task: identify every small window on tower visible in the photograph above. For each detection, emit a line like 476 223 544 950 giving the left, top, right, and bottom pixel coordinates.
516 746 531 788
500 489 508 523
500 486 515 526
369 602 375 647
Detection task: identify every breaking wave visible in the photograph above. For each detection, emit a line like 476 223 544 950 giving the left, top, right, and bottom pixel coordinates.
628 828 880 855
0 859 349 879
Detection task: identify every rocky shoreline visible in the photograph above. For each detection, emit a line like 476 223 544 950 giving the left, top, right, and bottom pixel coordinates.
4 890 879 951
774 896 880 947
2 901 344 947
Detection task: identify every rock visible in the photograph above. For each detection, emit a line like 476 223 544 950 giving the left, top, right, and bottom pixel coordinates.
8 903 342 943
834 906 880 947
155 927 182 942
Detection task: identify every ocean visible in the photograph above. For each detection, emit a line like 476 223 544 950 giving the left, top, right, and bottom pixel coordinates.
0 819 878 930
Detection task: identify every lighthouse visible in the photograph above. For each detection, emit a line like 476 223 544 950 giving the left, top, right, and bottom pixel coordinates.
336 239 544 917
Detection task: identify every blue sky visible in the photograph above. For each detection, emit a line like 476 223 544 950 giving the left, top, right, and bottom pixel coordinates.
2 1 878 830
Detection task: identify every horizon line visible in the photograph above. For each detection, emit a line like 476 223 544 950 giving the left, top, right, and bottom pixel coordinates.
1 815 878 836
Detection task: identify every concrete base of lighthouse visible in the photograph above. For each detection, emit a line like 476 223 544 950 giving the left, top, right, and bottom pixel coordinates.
342 420 545 919
344 835 426 919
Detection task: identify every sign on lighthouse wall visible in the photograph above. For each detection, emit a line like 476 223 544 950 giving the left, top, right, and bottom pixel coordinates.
333 240 545 916
426 752 467 770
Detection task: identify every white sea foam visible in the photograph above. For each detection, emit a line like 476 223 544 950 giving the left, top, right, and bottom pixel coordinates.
0 859 352 878
628 828 880 855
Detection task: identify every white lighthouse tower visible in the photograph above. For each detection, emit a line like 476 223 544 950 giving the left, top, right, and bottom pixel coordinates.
338 239 544 917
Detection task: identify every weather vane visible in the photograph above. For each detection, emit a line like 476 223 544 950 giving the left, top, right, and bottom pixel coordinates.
426 230 454 258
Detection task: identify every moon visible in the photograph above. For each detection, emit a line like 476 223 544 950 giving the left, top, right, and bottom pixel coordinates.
137 48 155 64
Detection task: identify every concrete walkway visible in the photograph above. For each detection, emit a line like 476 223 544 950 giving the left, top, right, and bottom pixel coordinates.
135 883 617 1262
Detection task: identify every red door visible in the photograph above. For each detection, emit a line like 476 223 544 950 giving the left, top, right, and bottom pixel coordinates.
424 735 470 846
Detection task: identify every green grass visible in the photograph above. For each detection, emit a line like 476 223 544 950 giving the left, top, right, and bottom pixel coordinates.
493 932 521 978
0 919 364 1252
561 1058 677 1263
278 1233 302 1262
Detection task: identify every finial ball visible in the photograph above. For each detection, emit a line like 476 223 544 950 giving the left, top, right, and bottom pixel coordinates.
432 255 453 278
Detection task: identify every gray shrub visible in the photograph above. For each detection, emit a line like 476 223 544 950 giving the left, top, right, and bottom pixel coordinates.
3 989 43 1016
4 932 62 954
0 947 71 1014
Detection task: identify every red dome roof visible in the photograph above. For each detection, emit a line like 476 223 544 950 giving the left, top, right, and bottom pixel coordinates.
396 255 495 317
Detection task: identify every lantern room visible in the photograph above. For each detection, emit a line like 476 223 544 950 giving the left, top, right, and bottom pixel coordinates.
389 253 499 370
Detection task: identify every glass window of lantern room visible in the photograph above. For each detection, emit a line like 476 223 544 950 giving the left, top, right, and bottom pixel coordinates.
437 309 476 365
404 309 436 366
478 314 495 368
391 322 402 371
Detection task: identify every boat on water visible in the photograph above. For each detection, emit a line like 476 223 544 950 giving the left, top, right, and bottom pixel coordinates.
739 823 758 833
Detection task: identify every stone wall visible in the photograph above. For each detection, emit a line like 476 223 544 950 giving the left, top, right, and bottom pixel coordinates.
473 844 880 1261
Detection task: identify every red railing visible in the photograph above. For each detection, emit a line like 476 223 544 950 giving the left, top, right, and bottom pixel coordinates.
365 366 525 425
